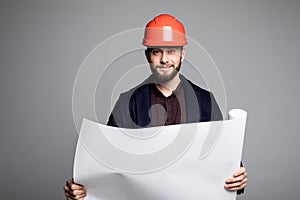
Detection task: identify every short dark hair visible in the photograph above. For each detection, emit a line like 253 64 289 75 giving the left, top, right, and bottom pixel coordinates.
145 47 183 56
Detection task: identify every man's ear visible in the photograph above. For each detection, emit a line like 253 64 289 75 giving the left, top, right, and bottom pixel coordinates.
145 49 151 63
181 48 186 62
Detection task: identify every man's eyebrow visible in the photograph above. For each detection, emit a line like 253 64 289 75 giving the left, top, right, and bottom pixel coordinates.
150 48 162 52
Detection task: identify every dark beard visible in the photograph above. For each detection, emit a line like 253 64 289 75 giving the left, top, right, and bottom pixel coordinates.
150 60 182 84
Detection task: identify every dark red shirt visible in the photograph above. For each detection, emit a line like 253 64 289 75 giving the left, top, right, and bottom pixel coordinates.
150 81 187 126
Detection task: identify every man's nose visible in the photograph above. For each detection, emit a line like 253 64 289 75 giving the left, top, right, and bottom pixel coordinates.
160 51 169 64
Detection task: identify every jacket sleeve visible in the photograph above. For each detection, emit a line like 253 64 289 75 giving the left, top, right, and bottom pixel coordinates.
107 112 118 127
107 97 121 127
106 93 133 128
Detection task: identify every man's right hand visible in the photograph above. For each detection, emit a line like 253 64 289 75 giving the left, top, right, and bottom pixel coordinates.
64 178 87 200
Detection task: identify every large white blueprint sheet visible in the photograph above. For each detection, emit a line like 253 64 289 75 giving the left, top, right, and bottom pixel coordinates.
73 109 247 200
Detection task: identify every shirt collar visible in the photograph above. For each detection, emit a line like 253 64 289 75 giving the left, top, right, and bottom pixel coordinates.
151 78 183 98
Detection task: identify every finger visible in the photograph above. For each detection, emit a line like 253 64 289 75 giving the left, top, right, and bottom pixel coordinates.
226 173 247 183
66 192 86 200
64 185 70 192
65 193 85 200
65 178 86 199
66 194 71 200
227 178 247 188
64 185 75 197
64 186 80 199
65 192 76 199
225 177 247 190
75 192 87 199
66 179 74 190
234 167 246 177
226 176 242 184
66 179 85 191
71 184 85 191
65 188 86 199
73 188 86 196
227 170 247 183
225 182 247 191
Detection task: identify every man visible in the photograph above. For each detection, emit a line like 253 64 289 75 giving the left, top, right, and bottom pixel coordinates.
64 14 247 200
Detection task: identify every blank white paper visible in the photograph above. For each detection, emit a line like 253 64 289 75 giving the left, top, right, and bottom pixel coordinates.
73 109 247 200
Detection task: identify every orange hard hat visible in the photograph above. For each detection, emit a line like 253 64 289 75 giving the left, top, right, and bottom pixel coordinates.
142 14 187 47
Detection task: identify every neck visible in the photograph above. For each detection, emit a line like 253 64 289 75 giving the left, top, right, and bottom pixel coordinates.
156 74 181 97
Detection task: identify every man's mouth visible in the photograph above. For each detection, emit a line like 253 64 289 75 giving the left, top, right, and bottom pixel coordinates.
157 65 173 69
157 66 173 72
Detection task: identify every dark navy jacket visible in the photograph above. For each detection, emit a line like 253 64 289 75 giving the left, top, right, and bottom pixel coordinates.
107 74 223 128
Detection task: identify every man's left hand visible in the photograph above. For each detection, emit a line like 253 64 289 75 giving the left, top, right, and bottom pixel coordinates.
224 167 248 191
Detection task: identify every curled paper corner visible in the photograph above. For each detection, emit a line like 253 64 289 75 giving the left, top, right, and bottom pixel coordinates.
228 109 247 120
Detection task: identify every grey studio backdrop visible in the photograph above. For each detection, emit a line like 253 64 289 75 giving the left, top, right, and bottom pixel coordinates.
0 0 299 200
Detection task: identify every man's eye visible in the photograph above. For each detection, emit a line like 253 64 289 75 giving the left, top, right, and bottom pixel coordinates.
152 50 161 55
168 49 177 54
